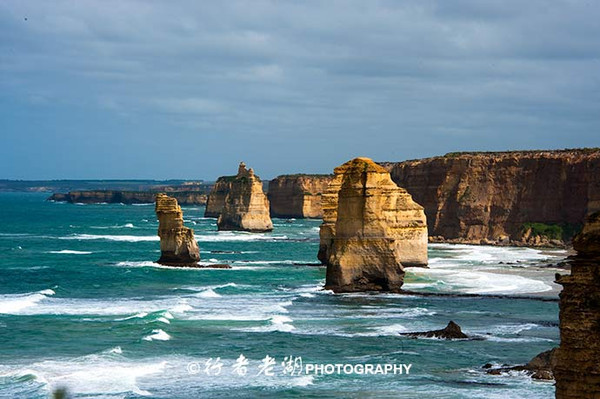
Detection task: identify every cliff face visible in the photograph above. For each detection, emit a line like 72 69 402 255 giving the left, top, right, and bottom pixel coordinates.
268 175 333 218
204 177 233 218
48 191 207 205
217 163 273 232
383 149 600 246
321 157 428 293
554 212 600 398
155 194 200 266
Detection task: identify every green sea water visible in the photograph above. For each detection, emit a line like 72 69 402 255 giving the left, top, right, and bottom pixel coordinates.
0 193 563 398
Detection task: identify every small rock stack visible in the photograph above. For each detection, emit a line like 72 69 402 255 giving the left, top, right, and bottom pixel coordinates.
155 193 200 266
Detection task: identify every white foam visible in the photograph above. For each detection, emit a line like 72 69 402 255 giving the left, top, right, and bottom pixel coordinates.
156 317 171 324
48 250 93 255
195 289 221 298
0 289 55 314
60 234 159 242
143 329 171 341
195 232 288 242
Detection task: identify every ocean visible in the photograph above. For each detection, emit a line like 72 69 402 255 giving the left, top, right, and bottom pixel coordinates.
0 193 564 398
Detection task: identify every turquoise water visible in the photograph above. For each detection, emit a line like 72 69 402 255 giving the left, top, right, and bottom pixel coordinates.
0 193 562 398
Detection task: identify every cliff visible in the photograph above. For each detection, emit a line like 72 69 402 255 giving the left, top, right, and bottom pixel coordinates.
268 175 333 218
48 190 208 205
217 162 273 232
321 157 428 293
204 177 234 217
554 211 600 398
382 149 600 246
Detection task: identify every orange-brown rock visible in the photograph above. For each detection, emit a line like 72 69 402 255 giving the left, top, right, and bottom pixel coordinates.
217 162 273 232
554 211 600 398
204 177 233 218
320 157 428 293
268 175 333 218
155 193 200 265
382 149 600 246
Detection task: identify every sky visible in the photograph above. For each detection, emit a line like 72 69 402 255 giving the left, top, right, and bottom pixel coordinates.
1 0 599 180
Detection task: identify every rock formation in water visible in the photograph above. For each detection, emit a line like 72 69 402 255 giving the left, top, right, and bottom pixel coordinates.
216 162 273 232
155 193 200 266
268 175 334 218
320 157 428 293
204 177 234 218
484 348 557 380
402 321 469 340
554 211 600 398
382 149 600 247
48 190 207 205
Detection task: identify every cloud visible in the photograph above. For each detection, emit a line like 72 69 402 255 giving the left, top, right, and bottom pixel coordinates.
0 0 599 179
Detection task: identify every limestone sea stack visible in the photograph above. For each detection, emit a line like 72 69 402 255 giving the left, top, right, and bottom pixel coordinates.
554 211 600 398
155 193 200 266
217 162 273 232
320 157 428 293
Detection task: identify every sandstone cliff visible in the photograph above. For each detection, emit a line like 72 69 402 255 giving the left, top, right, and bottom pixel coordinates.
554 211 600 398
155 193 200 266
204 177 234 217
320 157 428 293
48 190 207 205
268 175 333 218
382 149 600 247
217 163 273 232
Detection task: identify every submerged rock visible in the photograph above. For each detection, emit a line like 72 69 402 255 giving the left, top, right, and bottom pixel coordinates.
217 162 273 233
155 193 200 266
402 321 468 340
320 157 428 293
554 211 600 398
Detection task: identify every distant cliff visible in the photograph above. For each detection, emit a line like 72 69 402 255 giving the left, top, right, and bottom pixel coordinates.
268 175 333 218
382 149 600 246
48 190 208 205
204 177 234 217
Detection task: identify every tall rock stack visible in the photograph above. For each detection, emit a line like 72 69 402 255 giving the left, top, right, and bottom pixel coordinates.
554 211 600 398
155 193 200 266
319 157 428 293
217 162 273 232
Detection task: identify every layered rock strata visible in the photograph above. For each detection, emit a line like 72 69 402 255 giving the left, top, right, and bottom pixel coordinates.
382 149 600 246
554 211 600 398
48 190 207 205
155 193 200 266
204 177 234 218
268 175 334 218
320 157 428 293
217 163 273 232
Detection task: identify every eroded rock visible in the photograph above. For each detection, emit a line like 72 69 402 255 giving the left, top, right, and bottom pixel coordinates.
155 193 200 266
402 321 469 340
320 157 428 293
217 162 273 232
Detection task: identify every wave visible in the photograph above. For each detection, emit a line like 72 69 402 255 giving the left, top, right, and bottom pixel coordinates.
143 329 171 341
48 250 93 255
195 232 288 242
0 289 55 314
60 234 159 242
195 288 221 298
90 223 136 229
